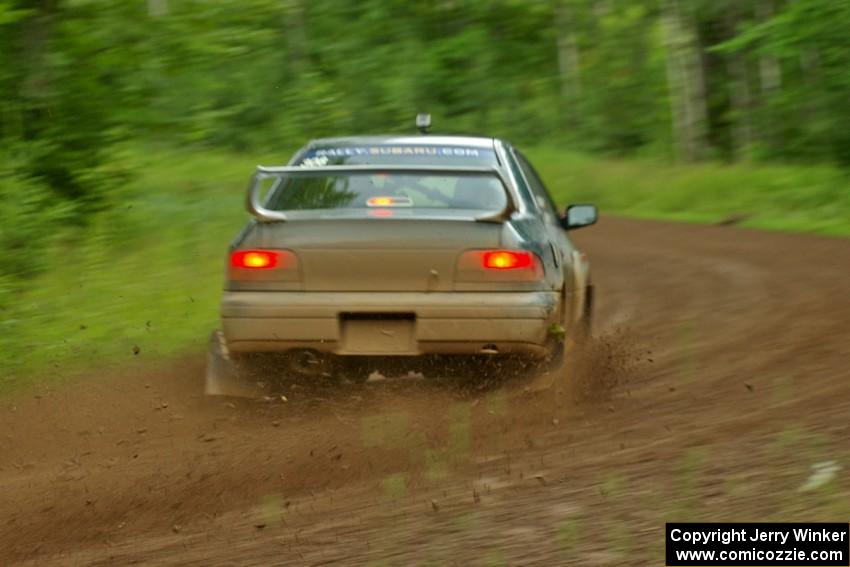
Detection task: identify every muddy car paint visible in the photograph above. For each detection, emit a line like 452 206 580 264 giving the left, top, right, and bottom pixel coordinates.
208 135 595 392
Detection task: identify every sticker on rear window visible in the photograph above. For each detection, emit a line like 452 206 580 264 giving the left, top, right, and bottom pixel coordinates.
298 145 497 166
312 146 483 157
301 155 329 167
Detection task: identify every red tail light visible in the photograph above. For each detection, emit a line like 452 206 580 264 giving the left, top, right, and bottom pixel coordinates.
228 249 300 284
482 250 534 270
456 249 544 282
231 250 280 270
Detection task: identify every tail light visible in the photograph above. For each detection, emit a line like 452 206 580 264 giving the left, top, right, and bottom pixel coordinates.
456 249 544 282
229 249 299 282
231 250 281 269
482 250 534 270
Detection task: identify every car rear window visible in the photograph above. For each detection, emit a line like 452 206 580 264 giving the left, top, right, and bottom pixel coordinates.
265 172 508 213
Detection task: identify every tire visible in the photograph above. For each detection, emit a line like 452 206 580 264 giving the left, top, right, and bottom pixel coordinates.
543 285 593 371
574 284 594 345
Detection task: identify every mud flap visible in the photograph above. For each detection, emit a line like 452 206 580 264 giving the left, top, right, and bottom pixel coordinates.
205 330 258 398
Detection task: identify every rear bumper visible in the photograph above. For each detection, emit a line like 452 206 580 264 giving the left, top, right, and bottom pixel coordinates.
221 291 560 357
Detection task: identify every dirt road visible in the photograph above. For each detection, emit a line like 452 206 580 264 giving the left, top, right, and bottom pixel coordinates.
2 217 849 566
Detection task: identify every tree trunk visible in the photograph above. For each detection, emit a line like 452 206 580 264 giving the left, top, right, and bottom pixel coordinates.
662 0 708 161
725 12 753 160
756 1 782 93
147 0 169 17
284 0 308 75
555 0 582 129
755 0 782 150
662 8 687 161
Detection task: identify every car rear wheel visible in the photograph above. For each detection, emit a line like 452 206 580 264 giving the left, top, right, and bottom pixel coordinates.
543 285 593 370
575 284 594 344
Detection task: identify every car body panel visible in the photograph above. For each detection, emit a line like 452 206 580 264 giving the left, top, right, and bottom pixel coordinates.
222 290 559 356
229 217 562 293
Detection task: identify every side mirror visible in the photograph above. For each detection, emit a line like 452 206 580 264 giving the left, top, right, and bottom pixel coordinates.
561 204 597 230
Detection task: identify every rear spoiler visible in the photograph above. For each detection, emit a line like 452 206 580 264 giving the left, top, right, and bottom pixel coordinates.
246 164 515 223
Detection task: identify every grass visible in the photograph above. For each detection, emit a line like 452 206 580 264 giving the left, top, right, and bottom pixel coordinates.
0 146 283 389
1 146 848 388
528 148 850 237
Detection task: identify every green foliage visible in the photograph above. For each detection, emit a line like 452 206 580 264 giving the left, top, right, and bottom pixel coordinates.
0 164 72 279
4 0 850 152
715 0 850 164
529 147 850 235
0 146 273 387
4 0 850 165
1 0 126 205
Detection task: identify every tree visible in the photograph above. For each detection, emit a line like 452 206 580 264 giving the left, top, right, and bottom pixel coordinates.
662 0 708 161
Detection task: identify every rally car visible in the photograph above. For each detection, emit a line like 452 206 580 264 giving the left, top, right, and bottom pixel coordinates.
206 117 597 395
